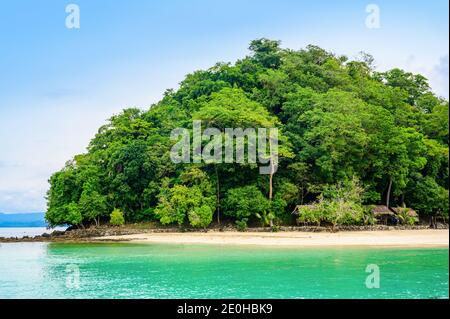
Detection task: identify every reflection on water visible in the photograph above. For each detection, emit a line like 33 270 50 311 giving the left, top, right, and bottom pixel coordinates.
0 242 448 299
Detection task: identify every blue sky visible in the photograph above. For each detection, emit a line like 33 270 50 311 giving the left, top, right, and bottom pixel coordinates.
0 0 448 213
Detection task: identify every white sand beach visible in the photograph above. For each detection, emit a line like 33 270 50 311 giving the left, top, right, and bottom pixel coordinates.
97 229 449 247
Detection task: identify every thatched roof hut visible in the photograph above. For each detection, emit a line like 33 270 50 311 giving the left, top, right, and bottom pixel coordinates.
371 205 395 217
370 205 396 225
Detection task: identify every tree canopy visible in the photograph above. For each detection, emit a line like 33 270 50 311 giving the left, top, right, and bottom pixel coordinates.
46 39 449 228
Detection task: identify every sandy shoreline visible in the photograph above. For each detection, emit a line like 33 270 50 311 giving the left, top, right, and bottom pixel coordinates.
96 229 449 247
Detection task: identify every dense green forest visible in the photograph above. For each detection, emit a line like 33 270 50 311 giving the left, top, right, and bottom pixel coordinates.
46 39 449 229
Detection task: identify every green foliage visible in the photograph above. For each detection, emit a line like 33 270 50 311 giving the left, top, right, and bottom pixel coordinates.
110 209 125 226
66 202 83 226
155 168 216 227
223 186 270 221
45 39 448 227
79 188 108 225
396 208 417 226
363 206 376 225
235 218 248 232
188 205 213 229
255 211 275 227
406 175 449 218
195 87 278 129
249 38 282 69
296 205 323 226
297 178 368 226
271 180 298 223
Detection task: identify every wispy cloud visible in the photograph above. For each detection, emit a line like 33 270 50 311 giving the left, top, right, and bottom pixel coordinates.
431 54 449 99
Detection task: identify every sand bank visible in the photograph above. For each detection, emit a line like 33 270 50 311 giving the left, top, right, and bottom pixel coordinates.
97 229 449 247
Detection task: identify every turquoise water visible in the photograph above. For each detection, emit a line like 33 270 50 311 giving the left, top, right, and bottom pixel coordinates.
0 242 448 299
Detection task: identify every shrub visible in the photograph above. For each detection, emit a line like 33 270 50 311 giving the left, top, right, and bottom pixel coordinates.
155 184 190 225
235 218 248 232
110 209 125 226
224 186 270 220
363 206 376 225
188 205 213 229
154 172 216 227
309 200 365 227
316 177 366 226
397 208 417 225
296 204 323 226
271 181 299 213
334 201 365 225
255 210 276 227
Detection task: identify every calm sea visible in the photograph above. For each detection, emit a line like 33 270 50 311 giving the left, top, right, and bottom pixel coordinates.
0 243 448 299
0 227 67 238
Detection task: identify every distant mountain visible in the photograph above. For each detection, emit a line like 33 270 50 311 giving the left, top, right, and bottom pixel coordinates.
0 212 46 227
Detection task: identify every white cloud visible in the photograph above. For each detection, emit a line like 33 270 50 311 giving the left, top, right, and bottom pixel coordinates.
393 53 449 99
429 54 449 99
0 100 123 213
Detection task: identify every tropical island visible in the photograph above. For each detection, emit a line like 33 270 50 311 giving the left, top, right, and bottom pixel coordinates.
35 39 448 245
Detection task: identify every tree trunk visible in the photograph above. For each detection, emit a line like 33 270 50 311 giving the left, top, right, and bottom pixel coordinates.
268 155 274 228
431 216 437 229
386 176 393 208
215 166 220 225
269 173 273 201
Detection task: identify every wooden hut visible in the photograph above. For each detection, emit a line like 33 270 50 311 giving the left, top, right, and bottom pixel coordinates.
371 205 396 225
